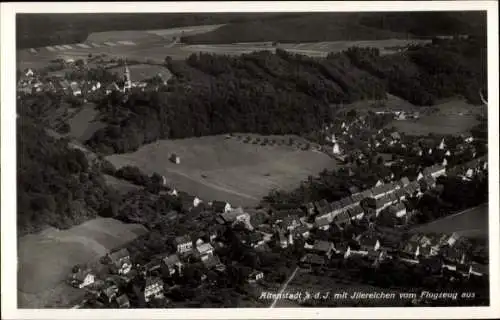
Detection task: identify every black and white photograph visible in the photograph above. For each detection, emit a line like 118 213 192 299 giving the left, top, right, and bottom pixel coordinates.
1 1 499 319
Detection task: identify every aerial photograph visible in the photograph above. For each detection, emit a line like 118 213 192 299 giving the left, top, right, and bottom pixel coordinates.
16 10 489 309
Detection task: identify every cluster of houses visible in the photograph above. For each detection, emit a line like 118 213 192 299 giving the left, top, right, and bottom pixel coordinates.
17 62 167 99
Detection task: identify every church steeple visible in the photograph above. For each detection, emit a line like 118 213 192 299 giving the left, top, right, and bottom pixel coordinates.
123 61 132 92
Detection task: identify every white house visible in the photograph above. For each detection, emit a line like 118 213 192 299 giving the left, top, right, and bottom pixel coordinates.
438 138 446 150
332 143 341 155
175 235 193 254
25 69 34 77
72 269 95 288
144 277 164 302
196 243 215 257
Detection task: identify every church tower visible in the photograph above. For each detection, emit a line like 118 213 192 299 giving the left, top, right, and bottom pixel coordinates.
123 62 132 92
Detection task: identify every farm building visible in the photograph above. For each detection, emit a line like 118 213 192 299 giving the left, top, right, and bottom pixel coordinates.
71 268 95 288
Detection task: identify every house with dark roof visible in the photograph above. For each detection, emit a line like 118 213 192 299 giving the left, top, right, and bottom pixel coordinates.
419 175 437 190
333 211 351 228
282 215 301 231
163 254 183 276
423 164 446 178
178 192 202 212
394 188 407 201
212 200 232 213
315 215 331 230
299 253 326 268
116 294 130 308
305 240 335 259
202 254 226 272
339 197 355 210
356 233 381 252
389 202 407 218
348 205 365 221
101 284 119 303
293 224 311 239
398 177 410 188
370 182 397 199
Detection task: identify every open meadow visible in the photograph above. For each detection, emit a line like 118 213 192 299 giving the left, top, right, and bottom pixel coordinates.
106 135 339 207
411 203 489 239
66 104 106 142
108 63 173 82
18 218 147 308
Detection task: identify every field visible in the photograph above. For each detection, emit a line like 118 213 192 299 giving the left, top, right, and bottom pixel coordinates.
411 203 489 239
389 99 484 135
106 135 339 207
66 104 106 142
17 22 432 71
108 63 173 82
18 218 147 308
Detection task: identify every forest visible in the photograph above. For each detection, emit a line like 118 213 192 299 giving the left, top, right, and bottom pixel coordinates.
86 37 485 155
182 12 486 44
16 119 121 235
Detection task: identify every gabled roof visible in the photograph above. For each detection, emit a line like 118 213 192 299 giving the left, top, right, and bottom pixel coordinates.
212 200 230 212
350 192 367 204
399 177 410 187
163 254 181 267
313 240 334 252
282 215 301 227
371 182 396 196
390 202 406 213
315 215 331 226
294 224 310 235
300 253 325 265
175 235 192 245
423 164 445 176
334 210 351 223
109 248 130 262
73 268 93 282
197 243 214 254
348 204 364 216
339 197 354 208
145 277 163 289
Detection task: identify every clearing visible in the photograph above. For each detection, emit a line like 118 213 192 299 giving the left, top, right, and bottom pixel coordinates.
66 104 106 142
106 135 339 207
389 99 483 136
411 203 489 239
18 218 147 308
108 63 173 82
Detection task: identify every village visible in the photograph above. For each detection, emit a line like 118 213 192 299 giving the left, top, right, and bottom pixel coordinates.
15 57 489 308
63 107 488 308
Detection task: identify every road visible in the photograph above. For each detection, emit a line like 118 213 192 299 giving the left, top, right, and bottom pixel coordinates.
269 266 300 308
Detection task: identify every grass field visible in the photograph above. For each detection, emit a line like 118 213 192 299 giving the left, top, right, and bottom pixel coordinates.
18 218 147 307
388 99 483 135
106 135 339 207
411 203 489 239
66 104 106 142
108 63 173 82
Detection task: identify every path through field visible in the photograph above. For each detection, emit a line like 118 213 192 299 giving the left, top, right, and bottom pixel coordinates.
270 266 300 308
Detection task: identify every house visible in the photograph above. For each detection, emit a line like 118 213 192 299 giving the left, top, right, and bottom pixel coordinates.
441 232 461 247
196 243 215 257
422 164 446 178
143 259 162 276
348 205 365 221
278 231 288 248
390 132 401 141
169 153 180 164
315 215 331 230
144 277 164 302
218 207 249 225
333 211 351 228
339 196 355 210
116 294 130 308
247 270 264 283
98 285 119 304
438 138 446 150
375 179 384 187
305 240 335 259
105 82 121 94
175 235 193 254
299 253 325 268
401 241 420 260
370 182 397 199
71 269 95 288
293 225 310 239
212 200 231 213
25 68 34 77
178 192 202 211
357 234 381 252
390 202 407 218
394 188 407 201
202 254 226 272
419 175 436 190
109 249 132 275
304 202 316 216
398 177 410 188
282 215 301 231
470 263 488 277
162 254 183 276
442 158 448 167
245 232 266 248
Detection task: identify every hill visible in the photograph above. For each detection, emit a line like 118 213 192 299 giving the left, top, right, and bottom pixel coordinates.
86 38 486 155
182 12 486 44
16 13 301 49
